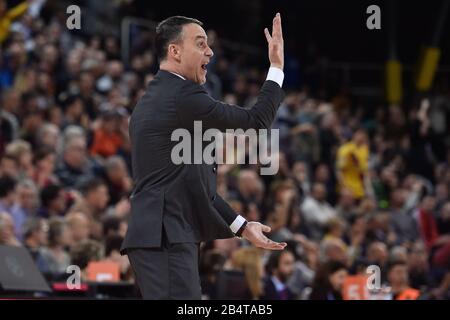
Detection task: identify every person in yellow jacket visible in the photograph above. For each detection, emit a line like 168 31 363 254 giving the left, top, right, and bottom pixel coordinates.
0 0 29 44
336 129 369 200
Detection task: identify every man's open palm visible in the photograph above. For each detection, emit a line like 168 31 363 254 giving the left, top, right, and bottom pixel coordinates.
242 222 287 250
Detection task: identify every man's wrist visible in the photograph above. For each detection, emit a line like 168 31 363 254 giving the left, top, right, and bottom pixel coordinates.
235 220 248 238
266 66 284 88
270 63 283 70
230 215 247 237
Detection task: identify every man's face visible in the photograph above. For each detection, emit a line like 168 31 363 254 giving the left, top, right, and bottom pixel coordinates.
388 265 409 287
275 251 295 283
177 23 213 85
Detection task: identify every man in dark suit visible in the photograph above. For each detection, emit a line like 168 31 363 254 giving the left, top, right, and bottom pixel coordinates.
121 13 287 299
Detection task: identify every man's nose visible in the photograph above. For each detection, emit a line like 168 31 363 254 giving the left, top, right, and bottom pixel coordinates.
206 46 214 57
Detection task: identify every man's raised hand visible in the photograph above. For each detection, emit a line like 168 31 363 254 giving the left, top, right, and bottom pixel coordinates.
264 12 284 70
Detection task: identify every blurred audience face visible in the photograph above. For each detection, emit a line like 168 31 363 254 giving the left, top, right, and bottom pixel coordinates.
390 189 407 209
64 136 87 168
38 124 60 149
388 264 409 289
314 164 330 183
408 242 428 271
66 212 90 244
0 212 16 245
329 268 348 292
311 183 327 202
36 152 56 173
338 188 355 209
441 202 450 220
367 242 388 266
273 251 295 282
420 196 436 212
86 183 110 211
322 239 348 264
237 170 261 197
17 183 38 212
25 219 49 247
353 129 368 146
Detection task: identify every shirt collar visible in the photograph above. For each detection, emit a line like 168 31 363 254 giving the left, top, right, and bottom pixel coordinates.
271 275 286 292
169 71 186 80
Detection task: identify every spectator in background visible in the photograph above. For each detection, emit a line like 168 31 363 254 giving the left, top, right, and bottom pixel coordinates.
22 217 50 273
65 211 90 246
102 215 127 238
4 139 33 179
32 147 59 188
309 260 348 300
90 110 126 158
104 234 131 281
0 211 20 246
336 128 369 200
387 260 420 300
0 175 22 228
36 184 67 218
390 188 419 246
40 217 72 279
103 155 132 205
301 182 337 240
0 0 29 43
55 133 93 188
13 178 38 238
70 239 103 281
36 123 60 151
229 247 264 300
69 178 109 239
261 250 296 300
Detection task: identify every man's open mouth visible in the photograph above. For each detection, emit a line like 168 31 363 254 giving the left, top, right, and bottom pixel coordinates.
201 63 208 70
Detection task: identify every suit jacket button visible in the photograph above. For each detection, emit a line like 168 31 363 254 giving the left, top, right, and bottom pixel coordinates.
213 166 217 173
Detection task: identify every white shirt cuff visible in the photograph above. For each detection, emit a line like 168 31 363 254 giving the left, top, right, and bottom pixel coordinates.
230 215 247 234
266 67 284 88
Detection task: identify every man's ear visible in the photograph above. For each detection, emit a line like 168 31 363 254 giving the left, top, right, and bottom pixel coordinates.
167 43 181 62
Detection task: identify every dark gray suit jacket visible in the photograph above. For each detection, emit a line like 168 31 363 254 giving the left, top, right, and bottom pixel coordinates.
121 70 284 253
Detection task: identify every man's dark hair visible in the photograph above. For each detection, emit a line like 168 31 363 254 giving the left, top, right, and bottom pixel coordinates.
155 16 203 62
40 184 63 207
0 175 17 198
266 249 294 275
105 234 124 257
80 178 106 196
103 216 125 237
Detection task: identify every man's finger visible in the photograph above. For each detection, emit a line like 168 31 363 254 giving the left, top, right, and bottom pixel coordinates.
264 28 271 43
261 224 271 233
272 13 282 40
263 241 286 250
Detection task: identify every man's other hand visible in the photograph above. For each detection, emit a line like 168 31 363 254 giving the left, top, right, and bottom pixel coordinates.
242 221 287 250
264 12 284 70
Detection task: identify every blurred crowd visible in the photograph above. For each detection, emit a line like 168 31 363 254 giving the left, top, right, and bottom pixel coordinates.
1 0 450 299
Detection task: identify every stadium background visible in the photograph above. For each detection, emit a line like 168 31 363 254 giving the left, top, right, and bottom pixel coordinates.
0 0 450 299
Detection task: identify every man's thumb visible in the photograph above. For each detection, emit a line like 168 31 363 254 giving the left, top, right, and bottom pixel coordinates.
262 224 271 233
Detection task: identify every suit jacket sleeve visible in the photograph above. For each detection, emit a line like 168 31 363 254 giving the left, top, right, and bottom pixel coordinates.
212 194 238 226
175 79 284 230
175 80 285 132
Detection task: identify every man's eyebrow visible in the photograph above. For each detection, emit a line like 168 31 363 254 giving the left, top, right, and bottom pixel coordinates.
195 35 208 41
